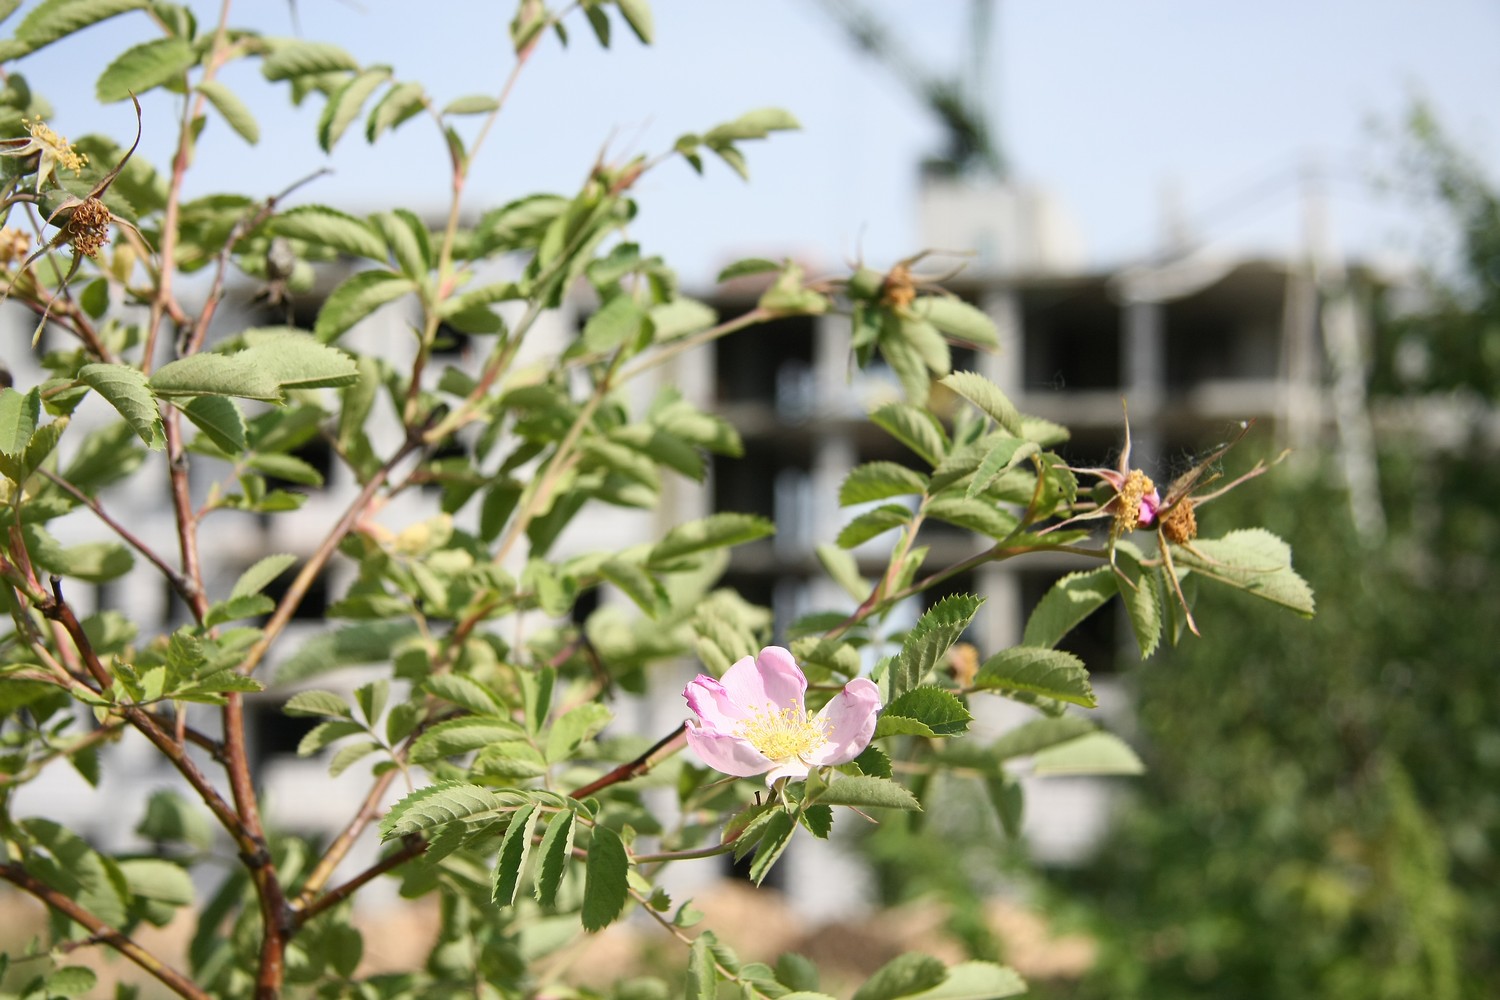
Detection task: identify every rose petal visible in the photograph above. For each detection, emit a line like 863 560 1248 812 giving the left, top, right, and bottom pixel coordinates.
718 646 806 714
762 758 813 785
808 677 881 766
685 725 773 777
683 674 751 731
1139 488 1162 527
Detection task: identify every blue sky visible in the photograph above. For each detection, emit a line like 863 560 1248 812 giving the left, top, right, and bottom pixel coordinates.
16 1 1500 285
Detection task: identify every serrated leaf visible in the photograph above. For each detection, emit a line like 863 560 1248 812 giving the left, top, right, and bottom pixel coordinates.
262 39 359 81
370 208 432 279
269 204 386 260
149 353 281 401
940 371 1023 436
837 504 911 549
422 674 503 716
282 690 351 719
328 739 381 777
379 781 498 841
870 402 948 467
535 808 576 906
687 933 719 1000
314 269 415 342
179 394 247 452
581 823 629 931
198 80 259 144
599 558 666 617
983 715 1098 762
297 719 364 756
0 386 39 457
748 810 795 886
240 329 359 389
974 647 1095 708
77 363 164 448
1032 731 1144 776
230 553 297 600
649 297 717 340
815 543 868 602
43 966 97 998
492 802 540 906
1022 568 1116 649
1171 528 1316 616
892 594 982 700
649 512 773 565
409 717 526 764
203 594 273 627
11 0 147 59
839 461 928 506
967 436 1037 498
850 953 946 1000
809 776 921 811
924 495 1019 539
883 686 972 737
22 524 133 582
365 80 426 142
544 702 612 764
96 36 195 103
318 66 390 152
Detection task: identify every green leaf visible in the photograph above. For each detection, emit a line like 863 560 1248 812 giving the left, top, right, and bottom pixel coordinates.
198 80 259 144
810 776 921 812
704 107 800 143
544 702 612 763
649 298 717 340
203 594 273 627
974 647 1095 708
247 452 322 486
1021 568 1116 649
409 716 526 764
870 402 948 467
882 686 972 737
912 296 1000 348
179 394 247 452
23 524 133 582
442 93 499 115
534 808 576 906
269 204 387 260
583 294 648 353
492 802 540 906
581 824 629 931
649 512 773 565
837 504 911 549
231 553 297 600
924 495 1018 539
43 967 98 998
422 674 503 716
370 208 432 279
77 363 164 449
150 353 281 402
716 257 781 282
379 781 498 840
297 720 364 756
314 269 415 342
276 621 421 683
1032 731 1144 776
905 961 1027 999
117 857 194 905
984 716 1097 762
939 371 1023 436
748 810 795 886
850 954 946 1000
239 329 359 389
0 386 39 457
318 66 391 152
615 0 654 44
599 558 666 617
815 543 868 602
892 594 982 700
687 933 719 1000
261 39 359 81
10 0 147 59
1171 528 1316 616
365 80 426 142
967 436 1037 498
96 36 195 103
21 818 128 928
840 461 928 506
282 690 352 719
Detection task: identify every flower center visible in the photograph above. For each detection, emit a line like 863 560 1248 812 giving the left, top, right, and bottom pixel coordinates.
739 702 828 763
24 119 86 174
1114 469 1156 534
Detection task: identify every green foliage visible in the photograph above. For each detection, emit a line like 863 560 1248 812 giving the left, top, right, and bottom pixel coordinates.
0 1 1307 997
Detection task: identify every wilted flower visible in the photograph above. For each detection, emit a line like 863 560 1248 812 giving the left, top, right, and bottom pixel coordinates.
0 228 30 268
64 197 112 258
1047 406 1161 541
683 646 880 785
0 119 87 191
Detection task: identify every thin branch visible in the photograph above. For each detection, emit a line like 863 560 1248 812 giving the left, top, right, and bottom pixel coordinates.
296 835 428 926
569 723 688 800
296 764 399 905
39 469 196 606
0 864 210 1000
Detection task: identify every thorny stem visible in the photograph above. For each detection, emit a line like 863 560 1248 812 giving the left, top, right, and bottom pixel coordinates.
0 864 210 1000
569 723 688 800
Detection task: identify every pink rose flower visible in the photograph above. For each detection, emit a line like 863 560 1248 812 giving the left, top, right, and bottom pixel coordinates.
683 646 881 785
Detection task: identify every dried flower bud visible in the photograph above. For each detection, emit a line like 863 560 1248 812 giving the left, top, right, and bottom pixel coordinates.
880 261 917 309
66 198 113 258
1161 497 1199 545
0 227 30 267
1113 468 1157 536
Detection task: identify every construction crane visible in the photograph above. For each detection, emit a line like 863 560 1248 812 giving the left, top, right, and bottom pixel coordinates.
814 0 1004 180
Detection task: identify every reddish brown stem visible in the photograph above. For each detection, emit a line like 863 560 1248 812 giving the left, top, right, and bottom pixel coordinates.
0 863 210 1000
297 835 428 925
570 723 688 800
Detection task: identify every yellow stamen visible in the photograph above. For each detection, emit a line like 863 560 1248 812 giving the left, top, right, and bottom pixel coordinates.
23 119 86 174
1114 469 1155 535
738 702 828 763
